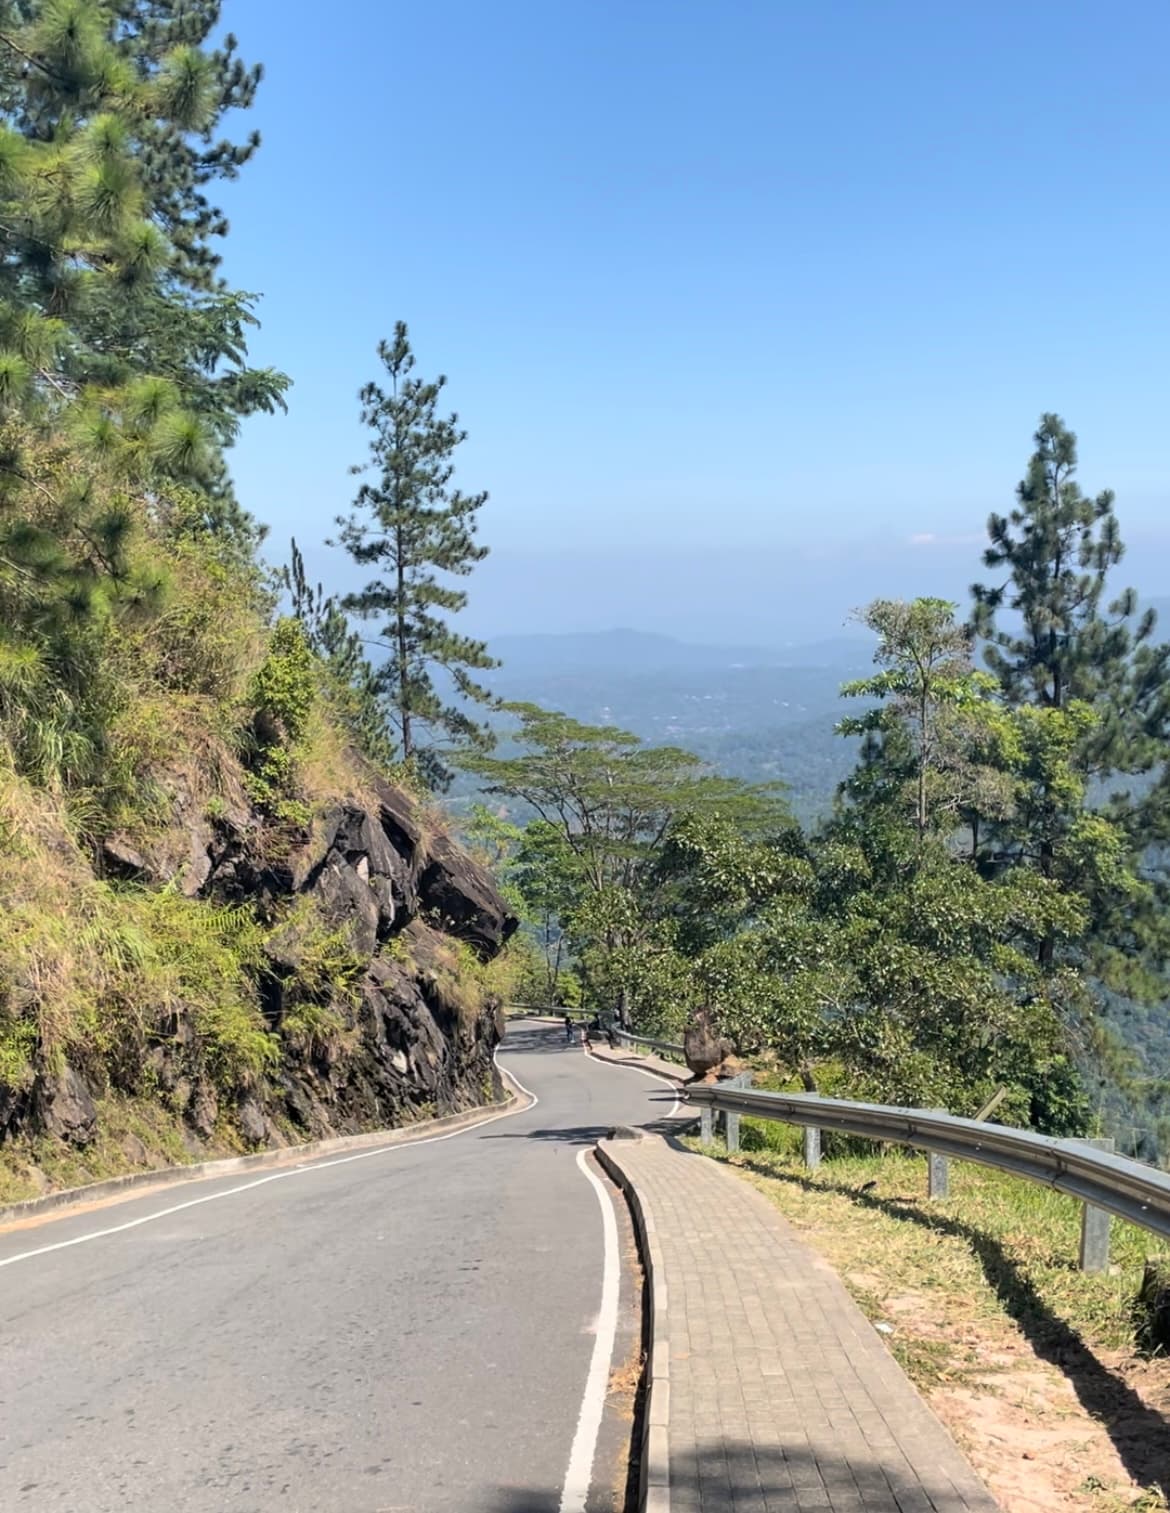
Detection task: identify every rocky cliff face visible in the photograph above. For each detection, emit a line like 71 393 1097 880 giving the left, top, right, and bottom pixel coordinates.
8 772 517 1165
244 780 518 1147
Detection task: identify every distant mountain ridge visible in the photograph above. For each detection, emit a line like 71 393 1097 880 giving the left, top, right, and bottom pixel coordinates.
488 627 873 676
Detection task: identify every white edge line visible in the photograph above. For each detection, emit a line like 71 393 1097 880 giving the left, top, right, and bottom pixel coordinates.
560 1147 621 1513
0 1047 538 1271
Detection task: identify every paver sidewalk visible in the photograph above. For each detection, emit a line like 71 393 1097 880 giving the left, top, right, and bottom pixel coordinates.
599 1132 999 1513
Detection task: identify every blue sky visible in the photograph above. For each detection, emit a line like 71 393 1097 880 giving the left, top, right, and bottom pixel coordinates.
220 1 1170 641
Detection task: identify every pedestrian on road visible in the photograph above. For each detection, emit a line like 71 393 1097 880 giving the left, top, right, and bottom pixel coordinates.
563 1013 573 1045
606 1022 618 1050
581 1021 593 1051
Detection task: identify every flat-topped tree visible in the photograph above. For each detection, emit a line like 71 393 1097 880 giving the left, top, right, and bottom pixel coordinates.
459 702 793 1028
333 323 496 790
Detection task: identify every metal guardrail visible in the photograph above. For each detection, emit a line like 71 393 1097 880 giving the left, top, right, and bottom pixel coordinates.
613 1028 686 1059
685 1081 1170 1267
514 1012 1170 1266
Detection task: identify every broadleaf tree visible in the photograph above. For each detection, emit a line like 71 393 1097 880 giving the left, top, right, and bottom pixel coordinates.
459 702 793 1028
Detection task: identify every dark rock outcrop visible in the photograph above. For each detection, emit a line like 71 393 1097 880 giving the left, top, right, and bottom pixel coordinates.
32 1065 98 1147
12 776 519 1158
217 783 518 1146
683 1006 735 1084
418 832 514 959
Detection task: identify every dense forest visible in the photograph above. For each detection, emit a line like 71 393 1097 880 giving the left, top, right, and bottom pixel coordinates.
1 2 1168 1182
455 429 1170 1158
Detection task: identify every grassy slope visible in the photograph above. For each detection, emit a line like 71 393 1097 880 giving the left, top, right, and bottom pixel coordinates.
692 1124 1169 1512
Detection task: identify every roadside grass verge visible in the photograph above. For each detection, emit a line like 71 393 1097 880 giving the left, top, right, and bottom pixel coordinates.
688 1123 1170 1512
0 1094 212 1206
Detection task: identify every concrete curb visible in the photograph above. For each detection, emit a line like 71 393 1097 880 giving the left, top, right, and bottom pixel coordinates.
0 1063 534 1232
597 1133 671 1513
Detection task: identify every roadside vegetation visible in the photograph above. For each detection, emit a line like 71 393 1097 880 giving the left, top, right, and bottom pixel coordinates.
691 1131 1169 1513
0 3 526 1186
2 3 1170 1200
465 420 1170 1161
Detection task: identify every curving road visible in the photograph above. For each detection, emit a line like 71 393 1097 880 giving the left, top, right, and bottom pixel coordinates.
0 1022 679 1512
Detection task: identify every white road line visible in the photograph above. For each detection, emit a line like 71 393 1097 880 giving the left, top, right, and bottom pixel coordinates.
559 1148 621 1513
0 1051 537 1272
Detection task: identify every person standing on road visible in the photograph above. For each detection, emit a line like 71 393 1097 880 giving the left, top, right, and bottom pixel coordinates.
581 1020 593 1051
563 1013 574 1045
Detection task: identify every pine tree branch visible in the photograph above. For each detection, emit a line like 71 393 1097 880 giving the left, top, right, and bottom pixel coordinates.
0 31 71 87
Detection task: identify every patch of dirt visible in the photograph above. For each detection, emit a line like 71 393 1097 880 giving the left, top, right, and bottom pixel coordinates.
723 1151 1170 1513
872 1287 1169 1512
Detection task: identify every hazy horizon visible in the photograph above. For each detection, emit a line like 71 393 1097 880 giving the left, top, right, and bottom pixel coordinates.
227 0 1170 639
281 528 1170 648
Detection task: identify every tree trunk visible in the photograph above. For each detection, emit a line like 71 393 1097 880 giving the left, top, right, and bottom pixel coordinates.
395 525 412 759
917 687 929 839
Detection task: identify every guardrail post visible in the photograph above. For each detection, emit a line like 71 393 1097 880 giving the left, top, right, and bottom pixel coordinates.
700 1106 714 1146
1078 1137 1115 1274
722 1072 752 1153
927 1113 949 1199
802 1125 821 1170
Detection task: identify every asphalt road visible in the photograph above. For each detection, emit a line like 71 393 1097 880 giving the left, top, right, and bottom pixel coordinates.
0 1022 680 1513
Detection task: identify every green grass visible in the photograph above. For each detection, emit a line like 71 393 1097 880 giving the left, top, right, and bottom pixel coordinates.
690 1131 1170 1510
694 1127 1162 1353
0 1094 208 1205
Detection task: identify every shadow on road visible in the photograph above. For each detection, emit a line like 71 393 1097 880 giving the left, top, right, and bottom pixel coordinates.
477 1436 994 1512
482 1105 685 1145
498 1026 587 1056
482 1124 621 1146
729 1152 1170 1500
478 1492 558 1512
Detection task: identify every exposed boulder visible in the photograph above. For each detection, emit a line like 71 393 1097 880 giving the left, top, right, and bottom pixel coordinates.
683 1006 735 1084
419 833 517 959
100 835 148 880
32 1064 98 1146
237 1094 269 1147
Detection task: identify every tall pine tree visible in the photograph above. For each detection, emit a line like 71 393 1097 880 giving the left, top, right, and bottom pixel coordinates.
333 322 496 789
970 414 1166 773
0 1 286 789
969 414 1170 987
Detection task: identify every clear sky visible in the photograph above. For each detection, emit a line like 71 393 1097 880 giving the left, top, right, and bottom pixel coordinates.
220 0 1170 642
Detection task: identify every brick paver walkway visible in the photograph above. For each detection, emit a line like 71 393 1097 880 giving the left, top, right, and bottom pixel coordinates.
599 1133 999 1513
